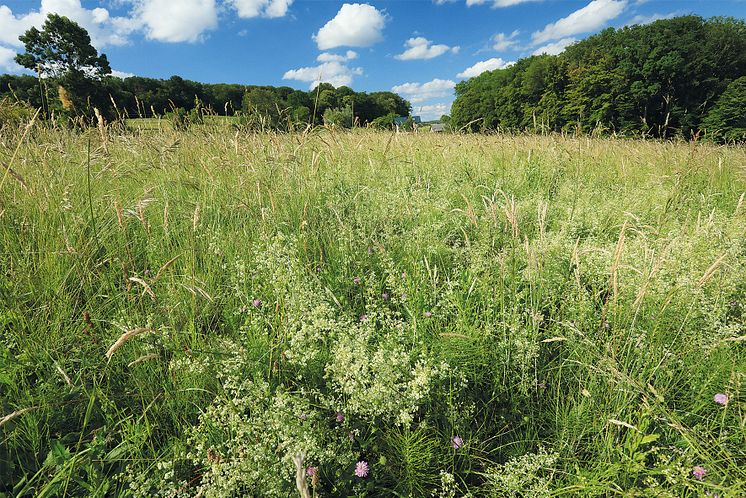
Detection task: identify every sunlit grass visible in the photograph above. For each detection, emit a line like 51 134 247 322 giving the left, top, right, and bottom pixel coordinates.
1 126 744 496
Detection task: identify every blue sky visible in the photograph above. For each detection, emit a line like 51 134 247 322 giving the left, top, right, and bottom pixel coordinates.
1 0 744 119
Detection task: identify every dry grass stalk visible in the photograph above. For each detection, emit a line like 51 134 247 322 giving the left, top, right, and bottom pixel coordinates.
0 406 38 428
94 107 107 148
537 201 547 243
163 200 169 232
58 85 74 111
193 203 201 230
153 254 180 284
114 200 123 228
697 253 726 287
106 327 153 360
127 353 158 367
503 193 519 238
54 361 72 386
292 452 311 498
129 277 155 300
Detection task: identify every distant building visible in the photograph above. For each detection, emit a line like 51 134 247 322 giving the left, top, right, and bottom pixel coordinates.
430 123 446 133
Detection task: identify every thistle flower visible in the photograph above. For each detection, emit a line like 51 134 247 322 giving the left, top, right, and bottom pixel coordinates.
355 461 369 478
424 311 433 318
306 466 317 477
252 298 263 309
336 411 345 423
451 435 463 449
714 393 728 406
692 466 707 480
359 314 368 322
382 292 390 301
353 277 361 285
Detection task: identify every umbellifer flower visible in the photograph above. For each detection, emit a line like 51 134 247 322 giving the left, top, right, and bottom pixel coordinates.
355 460 369 478
451 435 463 449
692 466 707 480
714 393 728 406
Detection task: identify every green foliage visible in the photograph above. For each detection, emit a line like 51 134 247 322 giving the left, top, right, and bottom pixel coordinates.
452 16 746 138
370 112 397 130
1 128 745 496
0 98 33 128
14 14 111 80
323 105 353 128
702 76 746 143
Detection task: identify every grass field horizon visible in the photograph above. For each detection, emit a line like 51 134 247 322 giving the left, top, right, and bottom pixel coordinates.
1 125 744 496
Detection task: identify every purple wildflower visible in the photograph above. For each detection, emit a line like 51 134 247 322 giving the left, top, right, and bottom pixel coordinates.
359 314 368 322
382 292 390 301
424 311 433 318
252 298 263 309
714 393 728 406
353 277 361 285
336 411 345 423
306 466 318 477
692 466 707 480
354 461 369 478
451 435 464 449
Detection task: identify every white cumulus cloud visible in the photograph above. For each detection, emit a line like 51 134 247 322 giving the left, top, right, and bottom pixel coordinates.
394 37 459 60
492 30 520 51
0 45 21 72
229 0 293 18
110 69 135 78
531 0 627 45
283 61 363 89
457 57 513 78
0 1 138 49
532 37 577 55
626 11 678 26
136 0 218 43
314 3 386 50
392 78 456 103
316 50 358 62
415 102 451 120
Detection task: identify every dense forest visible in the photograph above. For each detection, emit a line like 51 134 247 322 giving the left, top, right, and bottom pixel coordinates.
450 16 746 141
0 73 411 128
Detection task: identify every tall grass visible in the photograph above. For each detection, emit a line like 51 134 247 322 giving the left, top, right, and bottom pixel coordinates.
1 124 744 496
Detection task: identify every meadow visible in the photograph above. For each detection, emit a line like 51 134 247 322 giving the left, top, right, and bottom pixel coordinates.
0 124 744 497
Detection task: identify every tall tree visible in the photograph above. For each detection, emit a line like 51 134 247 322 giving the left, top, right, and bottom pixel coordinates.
15 13 111 116
15 14 111 79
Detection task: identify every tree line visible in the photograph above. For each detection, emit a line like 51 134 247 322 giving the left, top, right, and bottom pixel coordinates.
450 16 746 142
0 14 411 129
